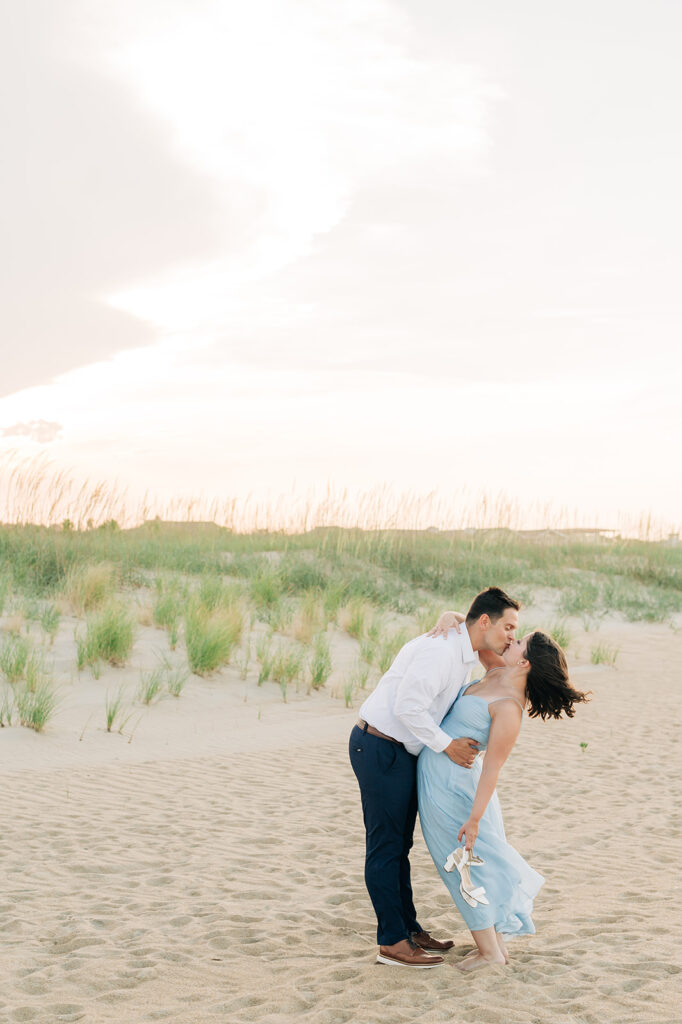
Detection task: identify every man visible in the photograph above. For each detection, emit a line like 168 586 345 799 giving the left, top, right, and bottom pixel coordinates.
349 587 520 968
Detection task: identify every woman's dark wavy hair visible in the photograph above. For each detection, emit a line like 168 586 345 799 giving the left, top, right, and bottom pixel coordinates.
525 631 591 720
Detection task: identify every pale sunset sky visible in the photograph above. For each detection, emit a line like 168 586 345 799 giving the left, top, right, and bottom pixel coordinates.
1 0 680 529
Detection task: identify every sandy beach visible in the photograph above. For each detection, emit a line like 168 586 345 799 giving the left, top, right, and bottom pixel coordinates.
2 615 681 1024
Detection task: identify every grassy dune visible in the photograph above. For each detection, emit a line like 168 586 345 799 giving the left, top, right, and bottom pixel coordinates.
0 519 680 732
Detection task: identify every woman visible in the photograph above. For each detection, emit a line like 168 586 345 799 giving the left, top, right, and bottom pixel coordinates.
418 620 589 972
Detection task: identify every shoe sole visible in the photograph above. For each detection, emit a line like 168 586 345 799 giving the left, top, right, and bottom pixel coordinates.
416 947 454 954
376 954 445 968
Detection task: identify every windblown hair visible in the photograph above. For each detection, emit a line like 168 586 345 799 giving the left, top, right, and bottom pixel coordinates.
466 586 520 625
525 631 591 720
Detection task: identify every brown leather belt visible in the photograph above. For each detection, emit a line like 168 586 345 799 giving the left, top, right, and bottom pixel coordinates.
358 718 404 747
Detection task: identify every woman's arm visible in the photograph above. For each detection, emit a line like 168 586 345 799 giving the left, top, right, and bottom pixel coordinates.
457 703 522 850
427 610 465 637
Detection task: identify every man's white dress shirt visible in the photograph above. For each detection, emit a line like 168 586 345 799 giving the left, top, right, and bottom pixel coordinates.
358 627 478 756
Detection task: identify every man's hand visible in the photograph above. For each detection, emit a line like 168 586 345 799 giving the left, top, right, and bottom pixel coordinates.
427 611 465 638
443 737 480 768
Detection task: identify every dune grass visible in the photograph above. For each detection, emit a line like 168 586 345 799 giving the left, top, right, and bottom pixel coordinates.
77 600 136 673
0 477 679 713
184 600 243 676
309 633 332 691
105 686 128 731
0 633 30 683
0 685 13 726
15 681 58 732
591 643 620 667
65 562 117 614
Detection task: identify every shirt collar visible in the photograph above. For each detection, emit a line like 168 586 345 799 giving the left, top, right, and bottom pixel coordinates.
448 623 476 665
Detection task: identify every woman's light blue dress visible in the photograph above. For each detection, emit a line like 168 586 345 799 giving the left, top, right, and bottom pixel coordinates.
417 683 544 937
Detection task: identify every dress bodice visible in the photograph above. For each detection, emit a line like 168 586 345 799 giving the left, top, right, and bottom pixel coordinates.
440 682 523 752
440 692 493 750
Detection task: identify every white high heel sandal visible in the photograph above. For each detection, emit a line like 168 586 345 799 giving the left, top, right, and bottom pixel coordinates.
444 847 489 908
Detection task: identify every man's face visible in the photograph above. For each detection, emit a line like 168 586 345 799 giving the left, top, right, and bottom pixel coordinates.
482 608 519 655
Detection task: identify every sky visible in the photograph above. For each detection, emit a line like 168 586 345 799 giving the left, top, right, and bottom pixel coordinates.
1 0 680 530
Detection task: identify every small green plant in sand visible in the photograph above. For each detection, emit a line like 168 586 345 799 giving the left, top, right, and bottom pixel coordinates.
235 635 252 681
548 621 572 650
152 582 185 649
40 603 61 644
558 579 601 619
377 629 409 674
65 562 117 614
138 667 165 705
0 633 30 683
0 576 10 616
288 591 325 644
269 644 305 700
105 686 127 731
580 741 588 753
342 677 355 708
15 681 58 732
77 600 136 672
250 570 283 614
184 600 242 676
590 643 619 667
166 665 190 697
25 648 49 693
256 634 275 685
309 633 332 691
344 599 368 640
0 686 13 726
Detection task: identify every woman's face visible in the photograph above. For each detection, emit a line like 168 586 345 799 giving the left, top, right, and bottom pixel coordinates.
502 634 530 667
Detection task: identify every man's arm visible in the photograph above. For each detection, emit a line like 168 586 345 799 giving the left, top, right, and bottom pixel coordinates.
393 643 479 767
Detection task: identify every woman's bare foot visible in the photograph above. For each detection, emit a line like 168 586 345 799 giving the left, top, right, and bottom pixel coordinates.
496 934 509 962
458 951 506 972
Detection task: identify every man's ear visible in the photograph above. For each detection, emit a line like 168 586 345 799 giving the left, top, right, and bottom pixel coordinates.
479 614 490 630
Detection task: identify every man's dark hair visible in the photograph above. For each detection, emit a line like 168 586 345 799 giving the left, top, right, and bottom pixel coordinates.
465 587 520 625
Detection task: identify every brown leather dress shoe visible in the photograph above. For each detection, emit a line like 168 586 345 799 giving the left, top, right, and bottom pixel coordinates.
411 930 455 953
376 940 445 968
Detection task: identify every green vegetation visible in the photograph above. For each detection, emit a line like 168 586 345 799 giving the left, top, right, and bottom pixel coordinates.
184 601 242 676
377 629 409 674
309 633 332 690
15 681 58 732
105 686 127 732
0 634 30 683
66 562 117 614
77 600 136 673
0 510 679 716
138 667 165 705
590 643 620 667
0 685 13 727
40 602 61 643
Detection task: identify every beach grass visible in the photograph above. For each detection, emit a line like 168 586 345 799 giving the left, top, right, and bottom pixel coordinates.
15 680 58 732
590 643 620 667
0 685 13 726
308 633 332 691
184 601 241 676
0 633 30 683
138 667 165 705
105 686 127 731
76 600 136 672
65 562 117 614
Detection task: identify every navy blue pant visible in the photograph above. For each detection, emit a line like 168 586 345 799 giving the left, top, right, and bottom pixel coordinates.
349 724 423 946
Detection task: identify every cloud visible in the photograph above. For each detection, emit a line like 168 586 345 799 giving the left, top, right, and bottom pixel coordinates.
0 1 224 398
1 420 63 443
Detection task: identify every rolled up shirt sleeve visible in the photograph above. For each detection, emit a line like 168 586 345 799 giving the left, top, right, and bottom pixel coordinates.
393 644 454 753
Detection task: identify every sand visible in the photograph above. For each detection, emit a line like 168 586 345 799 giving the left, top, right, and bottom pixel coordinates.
2 615 682 1024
